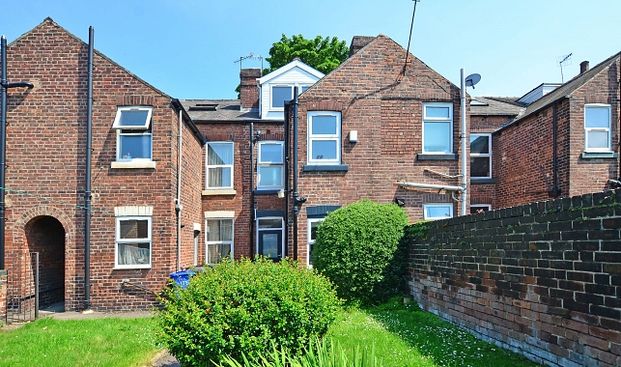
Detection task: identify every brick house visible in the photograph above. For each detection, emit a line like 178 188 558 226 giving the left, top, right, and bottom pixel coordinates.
0 18 204 313
181 60 324 264
469 53 621 210
291 35 466 265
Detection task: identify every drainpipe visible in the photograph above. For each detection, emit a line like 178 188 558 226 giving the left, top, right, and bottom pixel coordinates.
459 69 468 216
84 27 94 310
0 36 7 272
250 123 255 258
283 104 290 257
175 108 182 271
292 87 299 260
551 102 561 197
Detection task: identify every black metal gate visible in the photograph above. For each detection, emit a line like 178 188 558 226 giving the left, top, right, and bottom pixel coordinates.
6 250 39 324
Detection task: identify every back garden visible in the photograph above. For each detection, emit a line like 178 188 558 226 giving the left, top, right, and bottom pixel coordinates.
0 200 539 366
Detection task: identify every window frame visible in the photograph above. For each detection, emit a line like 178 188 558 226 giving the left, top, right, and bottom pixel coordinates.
584 104 612 153
470 204 492 214
205 218 234 265
112 106 153 130
257 141 284 190
270 85 294 110
307 111 342 165
116 130 153 162
114 216 152 270
205 141 235 189
256 217 285 260
422 102 454 154
470 133 492 179
423 203 454 221
307 218 324 267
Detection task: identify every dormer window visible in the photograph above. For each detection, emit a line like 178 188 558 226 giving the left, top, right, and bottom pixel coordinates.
271 86 293 109
111 106 154 168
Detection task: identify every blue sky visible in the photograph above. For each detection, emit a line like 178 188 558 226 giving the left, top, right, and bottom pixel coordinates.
2 0 619 99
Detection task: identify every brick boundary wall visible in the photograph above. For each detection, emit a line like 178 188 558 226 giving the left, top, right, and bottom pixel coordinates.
0 270 7 325
408 189 621 367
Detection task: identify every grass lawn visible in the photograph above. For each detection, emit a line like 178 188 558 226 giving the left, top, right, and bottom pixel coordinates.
328 301 540 367
0 301 539 367
0 317 159 367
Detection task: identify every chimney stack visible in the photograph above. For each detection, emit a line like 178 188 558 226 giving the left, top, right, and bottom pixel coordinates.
240 68 261 111
580 61 590 74
349 36 375 57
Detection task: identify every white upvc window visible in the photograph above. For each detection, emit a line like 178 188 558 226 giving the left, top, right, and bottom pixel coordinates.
470 204 492 214
271 85 293 109
470 133 492 179
423 103 453 154
257 141 284 190
205 218 234 265
206 142 234 189
112 106 153 162
307 111 341 165
256 217 285 260
115 216 152 269
423 204 453 221
307 218 324 267
584 104 612 152
270 84 310 110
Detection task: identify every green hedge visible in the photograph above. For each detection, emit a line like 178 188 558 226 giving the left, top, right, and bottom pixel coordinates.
158 258 340 366
313 199 409 304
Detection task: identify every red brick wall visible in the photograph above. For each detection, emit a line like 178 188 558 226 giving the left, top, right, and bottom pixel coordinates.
409 190 621 367
1 19 196 311
294 36 464 265
493 99 571 208
178 115 204 268
198 121 285 261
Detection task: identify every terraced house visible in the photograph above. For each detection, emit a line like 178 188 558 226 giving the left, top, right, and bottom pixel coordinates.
1 17 618 316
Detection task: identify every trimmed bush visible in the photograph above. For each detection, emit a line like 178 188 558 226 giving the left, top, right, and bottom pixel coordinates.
158 258 340 367
313 199 409 304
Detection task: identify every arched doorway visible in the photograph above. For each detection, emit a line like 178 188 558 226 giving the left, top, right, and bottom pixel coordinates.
25 216 65 311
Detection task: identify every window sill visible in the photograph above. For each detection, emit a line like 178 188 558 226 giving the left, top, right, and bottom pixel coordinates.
416 153 457 161
111 161 156 169
580 151 617 160
202 189 237 196
471 178 495 184
113 266 151 270
254 189 283 195
302 164 349 172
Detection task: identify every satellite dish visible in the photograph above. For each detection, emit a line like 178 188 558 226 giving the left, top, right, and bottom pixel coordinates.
465 73 481 89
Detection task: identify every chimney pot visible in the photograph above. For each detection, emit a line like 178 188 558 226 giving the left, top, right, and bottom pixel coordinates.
580 61 590 74
239 68 261 110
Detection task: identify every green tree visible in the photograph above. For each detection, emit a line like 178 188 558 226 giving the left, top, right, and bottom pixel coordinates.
263 34 349 75
235 34 348 95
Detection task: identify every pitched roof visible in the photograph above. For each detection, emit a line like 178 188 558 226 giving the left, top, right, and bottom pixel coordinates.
506 51 621 126
180 99 281 122
470 96 524 116
257 59 324 85
9 17 171 98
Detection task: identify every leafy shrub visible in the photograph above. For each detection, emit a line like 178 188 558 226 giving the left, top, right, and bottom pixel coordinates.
313 199 409 304
158 258 340 367
217 338 379 367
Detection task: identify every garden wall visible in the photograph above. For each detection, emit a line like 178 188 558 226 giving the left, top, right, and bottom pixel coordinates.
0 270 7 324
408 189 621 367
